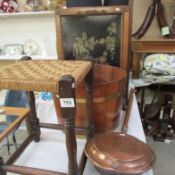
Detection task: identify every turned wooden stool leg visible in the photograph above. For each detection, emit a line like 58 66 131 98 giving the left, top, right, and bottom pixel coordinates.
21 56 41 142
59 75 79 175
0 157 7 175
26 91 41 142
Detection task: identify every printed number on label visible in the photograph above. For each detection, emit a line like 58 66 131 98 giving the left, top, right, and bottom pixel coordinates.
60 98 75 108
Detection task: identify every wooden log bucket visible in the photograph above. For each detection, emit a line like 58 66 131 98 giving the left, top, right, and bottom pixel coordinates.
53 64 126 133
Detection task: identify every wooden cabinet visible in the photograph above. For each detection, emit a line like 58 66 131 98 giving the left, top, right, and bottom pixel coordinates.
132 38 175 78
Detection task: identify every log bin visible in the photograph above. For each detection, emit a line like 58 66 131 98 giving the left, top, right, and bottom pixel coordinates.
53 64 126 133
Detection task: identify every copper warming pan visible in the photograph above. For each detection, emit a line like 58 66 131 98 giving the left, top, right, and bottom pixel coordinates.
85 90 155 175
85 132 155 175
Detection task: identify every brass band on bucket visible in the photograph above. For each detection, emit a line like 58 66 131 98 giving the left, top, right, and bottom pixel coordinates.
56 91 121 104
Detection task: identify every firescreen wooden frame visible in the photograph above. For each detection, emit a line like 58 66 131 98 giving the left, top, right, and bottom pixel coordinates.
55 6 130 70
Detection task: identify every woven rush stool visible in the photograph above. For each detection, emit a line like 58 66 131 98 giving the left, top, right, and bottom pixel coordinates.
0 60 93 175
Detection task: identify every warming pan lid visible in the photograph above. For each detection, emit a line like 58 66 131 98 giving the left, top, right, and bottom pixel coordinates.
85 132 155 175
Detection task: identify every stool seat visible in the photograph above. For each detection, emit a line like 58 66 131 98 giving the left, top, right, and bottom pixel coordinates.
0 60 93 175
0 60 92 93
85 132 155 175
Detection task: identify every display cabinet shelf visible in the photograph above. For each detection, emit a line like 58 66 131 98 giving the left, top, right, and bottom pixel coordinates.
0 55 57 60
132 37 175 78
0 11 54 18
0 10 57 61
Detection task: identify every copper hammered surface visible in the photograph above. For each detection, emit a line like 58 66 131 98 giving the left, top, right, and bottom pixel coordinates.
85 132 155 175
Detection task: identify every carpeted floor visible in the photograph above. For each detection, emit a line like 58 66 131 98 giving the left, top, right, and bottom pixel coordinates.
147 136 175 175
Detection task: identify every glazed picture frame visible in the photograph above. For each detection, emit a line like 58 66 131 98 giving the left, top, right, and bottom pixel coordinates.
55 6 130 70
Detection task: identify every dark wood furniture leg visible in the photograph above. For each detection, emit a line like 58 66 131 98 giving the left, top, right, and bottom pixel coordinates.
0 158 7 175
21 56 41 142
79 151 87 175
26 91 41 142
140 87 145 117
59 75 79 175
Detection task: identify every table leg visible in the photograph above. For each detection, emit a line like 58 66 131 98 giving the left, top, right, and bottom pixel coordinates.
59 75 79 175
140 87 145 117
26 91 41 142
20 56 40 142
0 157 7 175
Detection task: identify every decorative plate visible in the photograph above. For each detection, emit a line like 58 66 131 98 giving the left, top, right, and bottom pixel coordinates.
23 39 38 55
